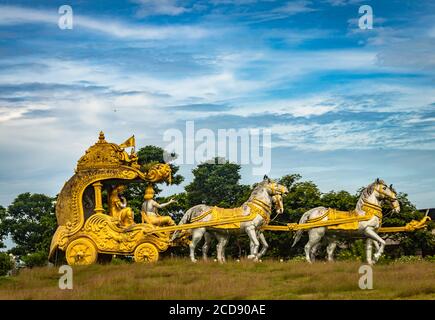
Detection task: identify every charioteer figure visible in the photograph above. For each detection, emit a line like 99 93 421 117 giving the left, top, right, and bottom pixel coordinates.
141 184 176 227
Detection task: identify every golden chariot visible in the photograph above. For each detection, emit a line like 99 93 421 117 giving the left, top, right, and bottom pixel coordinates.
49 132 431 266
49 132 174 265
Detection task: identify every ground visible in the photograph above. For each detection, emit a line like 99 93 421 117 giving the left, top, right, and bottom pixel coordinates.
0 259 434 299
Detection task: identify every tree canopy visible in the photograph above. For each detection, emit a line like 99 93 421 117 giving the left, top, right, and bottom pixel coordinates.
123 145 184 219
0 206 6 249
2 193 56 256
185 157 251 208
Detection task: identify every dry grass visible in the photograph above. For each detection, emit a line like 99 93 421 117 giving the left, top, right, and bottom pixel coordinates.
0 259 434 300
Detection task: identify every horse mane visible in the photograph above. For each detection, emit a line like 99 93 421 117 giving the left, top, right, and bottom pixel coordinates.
361 182 375 199
356 179 384 211
247 180 269 200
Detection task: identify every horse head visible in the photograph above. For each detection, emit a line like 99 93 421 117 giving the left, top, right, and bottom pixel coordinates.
262 175 288 214
272 194 284 214
373 178 400 213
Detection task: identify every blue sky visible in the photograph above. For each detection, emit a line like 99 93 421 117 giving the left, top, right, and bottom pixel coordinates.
0 0 434 210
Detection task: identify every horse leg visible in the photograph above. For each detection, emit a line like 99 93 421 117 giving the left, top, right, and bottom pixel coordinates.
326 240 337 262
189 228 206 263
304 240 312 263
311 242 321 262
305 228 324 263
202 232 212 261
366 238 373 265
373 240 380 253
249 238 255 255
372 240 383 263
246 225 260 260
215 233 223 263
220 235 229 263
215 233 229 263
363 228 386 264
257 231 269 259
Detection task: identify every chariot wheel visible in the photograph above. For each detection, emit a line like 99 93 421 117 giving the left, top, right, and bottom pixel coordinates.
134 243 159 263
66 238 98 265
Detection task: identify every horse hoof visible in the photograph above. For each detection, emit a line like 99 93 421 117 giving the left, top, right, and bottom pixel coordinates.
247 255 256 259
191 258 198 263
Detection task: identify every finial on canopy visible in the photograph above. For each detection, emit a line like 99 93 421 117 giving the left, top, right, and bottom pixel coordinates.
98 131 106 143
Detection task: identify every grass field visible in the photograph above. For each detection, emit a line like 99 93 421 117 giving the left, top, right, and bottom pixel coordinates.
0 259 434 300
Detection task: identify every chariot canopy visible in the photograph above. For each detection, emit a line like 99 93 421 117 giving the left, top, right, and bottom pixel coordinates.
49 132 172 263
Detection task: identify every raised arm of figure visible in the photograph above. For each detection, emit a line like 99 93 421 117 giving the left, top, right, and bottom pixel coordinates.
153 198 177 209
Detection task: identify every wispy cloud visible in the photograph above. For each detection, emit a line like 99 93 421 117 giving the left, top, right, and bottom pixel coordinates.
0 5 209 40
324 0 364 7
241 0 317 23
132 0 191 16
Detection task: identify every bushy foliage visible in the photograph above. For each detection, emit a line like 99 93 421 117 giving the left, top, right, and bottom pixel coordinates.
21 251 48 268
185 157 250 208
3 193 56 256
123 145 185 221
336 240 365 261
0 252 13 276
393 255 423 263
0 206 6 249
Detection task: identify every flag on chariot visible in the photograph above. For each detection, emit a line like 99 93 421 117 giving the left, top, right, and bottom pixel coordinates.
119 135 135 149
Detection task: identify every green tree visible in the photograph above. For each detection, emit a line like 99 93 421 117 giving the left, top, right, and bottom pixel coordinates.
266 176 323 258
137 145 184 186
180 158 251 259
0 206 6 249
0 252 13 276
321 190 358 211
279 174 302 191
185 158 250 208
123 145 184 219
381 192 435 257
4 193 57 257
156 192 189 223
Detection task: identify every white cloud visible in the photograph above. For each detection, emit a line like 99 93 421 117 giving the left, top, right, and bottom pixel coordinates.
269 119 435 151
133 0 190 16
241 0 317 23
325 0 364 6
230 95 338 117
274 1 316 15
0 5 209 40
0 107 27 122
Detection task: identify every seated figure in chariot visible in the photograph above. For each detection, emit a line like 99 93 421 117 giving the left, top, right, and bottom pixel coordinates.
109 185 135 227
141 184 176 227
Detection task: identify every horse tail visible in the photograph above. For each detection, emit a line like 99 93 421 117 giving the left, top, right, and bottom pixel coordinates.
170 209 192 241
292 208 315 247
